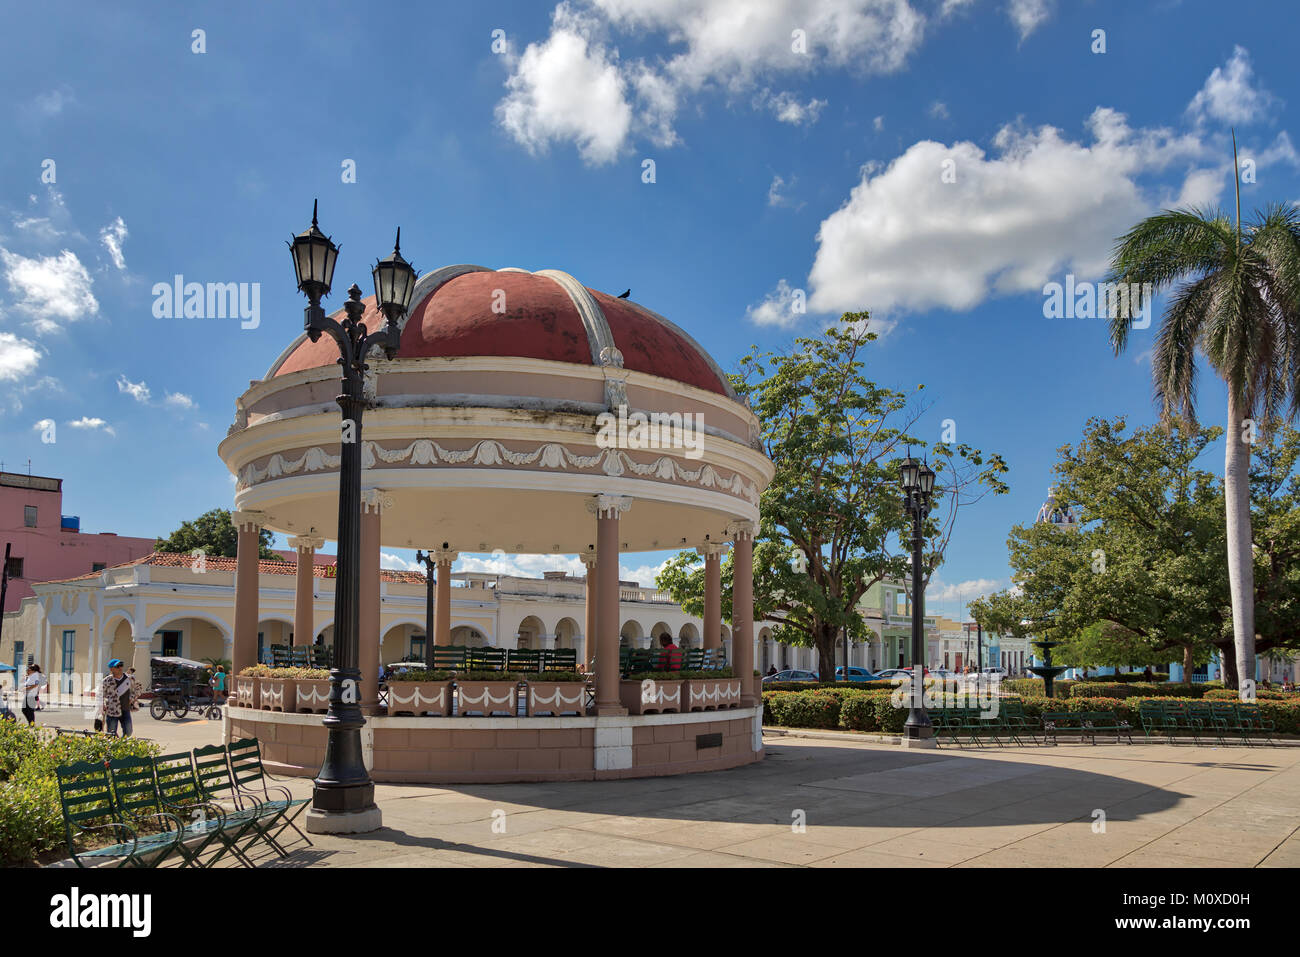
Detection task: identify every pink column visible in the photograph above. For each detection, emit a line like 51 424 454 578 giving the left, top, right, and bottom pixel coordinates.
359 491 390 714
434 548 458 646
589 495 631 715
232 511 264 674
289 535 323 647
581 552 598 670
727 520 756 705
697 542 726 650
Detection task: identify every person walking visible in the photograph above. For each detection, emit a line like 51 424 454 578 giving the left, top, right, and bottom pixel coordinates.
211 665 227 704
99 659 140 737
20 665 47 725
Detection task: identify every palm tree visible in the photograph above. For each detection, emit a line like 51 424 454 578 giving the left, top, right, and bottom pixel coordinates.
1106 135 1300 692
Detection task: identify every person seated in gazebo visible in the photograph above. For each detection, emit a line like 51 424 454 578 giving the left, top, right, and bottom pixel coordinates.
659 633 681 670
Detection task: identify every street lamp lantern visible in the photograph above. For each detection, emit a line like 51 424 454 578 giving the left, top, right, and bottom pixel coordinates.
289 199 340 303
372 227 418 322
918 461 936 497
899 455 920 491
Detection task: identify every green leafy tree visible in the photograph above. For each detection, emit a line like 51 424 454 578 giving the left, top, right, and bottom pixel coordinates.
1106 142 1300 688
156 508 275 559
999 417 1300 676
657 315 1008 681
1001 419 1226 672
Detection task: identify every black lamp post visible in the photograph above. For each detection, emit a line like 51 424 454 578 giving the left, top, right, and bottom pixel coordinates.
900 454 935 742
289 201 417 830
414 549 435 669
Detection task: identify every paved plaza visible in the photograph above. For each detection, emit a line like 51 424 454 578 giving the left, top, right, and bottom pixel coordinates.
40 707 1300 868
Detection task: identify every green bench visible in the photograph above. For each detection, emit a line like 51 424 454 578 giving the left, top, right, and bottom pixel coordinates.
539 648 578 672
1042 711 1132 745
466 647 508 671
193 741 310 858
1139 701 1203 744
56 760 186 868
507 648 541 674
153 750 260 867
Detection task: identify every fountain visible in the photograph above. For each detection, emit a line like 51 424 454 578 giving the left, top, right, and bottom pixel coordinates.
1028 637 1068 698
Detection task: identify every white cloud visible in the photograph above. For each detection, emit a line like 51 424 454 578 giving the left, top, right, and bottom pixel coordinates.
1 247 98 327
457 552 590 579
32 417 55 432
746 279 805 328
1187 46 1279 126
495 3 633 166
0 332 41 382
756 89 827 126
873 115 884 131
1007 0 1054 41
498 0 931 164
164 392 196 410
9 188 77 244
117 375 151 403
99 217 128 271
67 416 114 437
620 559 668 588
380 552 423 572
806 107 1208 317
32 88 73 116
927 576 1003 603
929 100 949 120
767 174 796 207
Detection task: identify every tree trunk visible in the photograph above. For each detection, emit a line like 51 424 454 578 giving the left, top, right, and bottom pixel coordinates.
1182 644 1194 678
1217 641 1238 690
815 625 838 682
1224 393 1256 693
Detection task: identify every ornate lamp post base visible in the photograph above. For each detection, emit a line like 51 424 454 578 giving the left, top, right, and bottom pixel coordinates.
901 725 938 749
305 805 383 835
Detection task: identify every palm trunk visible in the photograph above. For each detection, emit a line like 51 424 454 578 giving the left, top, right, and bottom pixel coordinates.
1224 393 1256 694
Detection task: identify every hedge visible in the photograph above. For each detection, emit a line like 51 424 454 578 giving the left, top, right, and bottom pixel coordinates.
760 690 1300 737
0 722 161 865
1075 673 1170 683
1068 682 1208 699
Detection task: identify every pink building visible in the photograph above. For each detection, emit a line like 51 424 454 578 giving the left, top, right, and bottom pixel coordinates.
1 472 157 612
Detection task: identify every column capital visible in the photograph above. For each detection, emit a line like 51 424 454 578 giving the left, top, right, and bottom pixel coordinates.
580 551 599 569
360 488 395 514
586 494 632 519
725 519 757 542
434 548 459 565
288 534 326 552
695 542 729 560
232 509 265 532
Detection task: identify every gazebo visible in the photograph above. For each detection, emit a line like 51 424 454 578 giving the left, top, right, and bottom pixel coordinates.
216 265 775 782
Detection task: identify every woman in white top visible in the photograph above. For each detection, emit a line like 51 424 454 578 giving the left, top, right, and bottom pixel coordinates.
21 664 47 725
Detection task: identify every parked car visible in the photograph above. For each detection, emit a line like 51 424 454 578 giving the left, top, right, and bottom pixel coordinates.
876 667 931 681
834 666 880 682
761 669 819 685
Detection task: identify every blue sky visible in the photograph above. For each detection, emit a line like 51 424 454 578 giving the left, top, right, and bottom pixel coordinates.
1 0 1296 621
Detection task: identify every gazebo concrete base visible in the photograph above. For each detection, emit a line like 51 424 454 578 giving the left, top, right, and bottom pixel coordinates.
225 705 764 784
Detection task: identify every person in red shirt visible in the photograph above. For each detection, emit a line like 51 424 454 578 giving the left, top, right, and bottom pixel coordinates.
658 633 681 670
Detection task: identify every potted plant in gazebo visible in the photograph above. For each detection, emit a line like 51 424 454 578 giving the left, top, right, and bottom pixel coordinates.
259 666 301 712
234 664 269 707
386 669 453 716
620 670 683 715
525 670 588 716
293 667 332 713
681 666 738 711
456 671 521 716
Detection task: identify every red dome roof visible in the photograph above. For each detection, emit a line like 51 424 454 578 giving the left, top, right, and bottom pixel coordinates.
270 267 732 397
